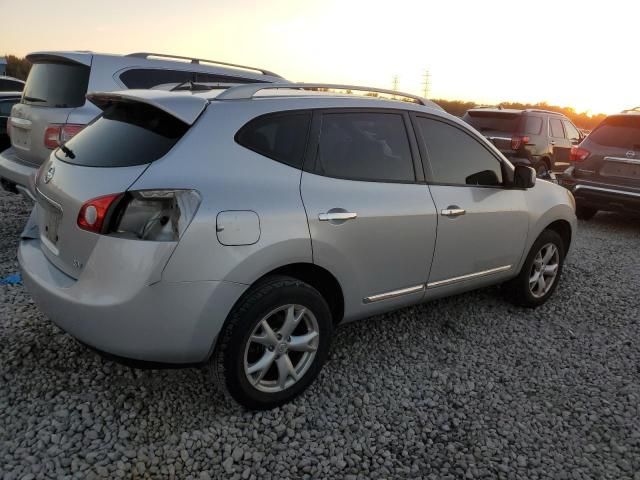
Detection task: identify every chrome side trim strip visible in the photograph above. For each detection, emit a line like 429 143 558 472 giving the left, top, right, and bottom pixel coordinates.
573 185 640 198
363 284 425 304
604 156 640 166
427 265 512 288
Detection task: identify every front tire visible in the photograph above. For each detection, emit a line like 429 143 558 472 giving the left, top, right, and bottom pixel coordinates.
212 275 333 410
504 230 565 307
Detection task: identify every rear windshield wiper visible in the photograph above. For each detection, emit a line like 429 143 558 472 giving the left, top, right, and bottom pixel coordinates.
23 96 47 103
59 144 75 159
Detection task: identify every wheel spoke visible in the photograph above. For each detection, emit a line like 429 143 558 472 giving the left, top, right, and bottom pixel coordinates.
544 264 558 275
251 320 279 347
280 305 306 338
247 350 276 383
542 245 556 264
288 331 319 352
276 354 297 389
536 275 546 294
529 270 541 284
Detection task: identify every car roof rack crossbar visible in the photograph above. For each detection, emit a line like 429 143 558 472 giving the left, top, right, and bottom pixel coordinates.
215 83 434 107
126 52 283 78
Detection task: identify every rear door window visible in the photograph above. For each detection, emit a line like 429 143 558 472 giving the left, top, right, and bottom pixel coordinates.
313 112 415 182
549 118 565 138
22 62 90 107
119 69 266 89
588 115 640 149
0 99 18 116
55 102 189 167
236 111 311 169
521 116 543 135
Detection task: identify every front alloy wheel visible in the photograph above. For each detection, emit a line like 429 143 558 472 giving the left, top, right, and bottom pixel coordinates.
528 243 560 298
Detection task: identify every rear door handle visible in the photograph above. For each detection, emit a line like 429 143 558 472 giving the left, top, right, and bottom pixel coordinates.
441 206 466 217
318 212 357 221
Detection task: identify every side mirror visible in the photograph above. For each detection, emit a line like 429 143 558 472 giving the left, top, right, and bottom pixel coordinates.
513 164 536 189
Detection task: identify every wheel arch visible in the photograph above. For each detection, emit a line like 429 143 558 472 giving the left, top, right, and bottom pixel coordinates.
543 219 572 254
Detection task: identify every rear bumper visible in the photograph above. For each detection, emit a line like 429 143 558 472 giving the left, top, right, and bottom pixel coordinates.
561 176 640 213
18 237 248 364
0 147 37 196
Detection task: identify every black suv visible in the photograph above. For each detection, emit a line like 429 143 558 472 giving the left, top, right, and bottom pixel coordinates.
463 108 584 177
0 92 21 151
560 109 640 219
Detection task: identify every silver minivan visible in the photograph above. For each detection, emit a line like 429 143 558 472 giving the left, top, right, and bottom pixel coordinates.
0 51 283 196
19 84 577 409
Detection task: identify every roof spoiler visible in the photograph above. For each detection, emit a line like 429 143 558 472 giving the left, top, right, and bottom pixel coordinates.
87 90 208 125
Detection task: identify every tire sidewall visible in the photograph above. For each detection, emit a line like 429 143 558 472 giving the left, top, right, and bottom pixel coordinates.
517 230 565 306
217 279 332 410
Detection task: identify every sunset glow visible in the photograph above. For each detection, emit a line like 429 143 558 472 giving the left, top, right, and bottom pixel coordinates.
2 0 637 114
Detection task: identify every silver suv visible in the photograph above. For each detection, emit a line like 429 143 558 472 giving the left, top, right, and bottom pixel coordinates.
0 51 284 196
19 84 577 409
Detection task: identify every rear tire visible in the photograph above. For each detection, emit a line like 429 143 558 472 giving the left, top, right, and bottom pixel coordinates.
504 229 565 308
576 205 598 220
212 275 333 410
535 160 550 178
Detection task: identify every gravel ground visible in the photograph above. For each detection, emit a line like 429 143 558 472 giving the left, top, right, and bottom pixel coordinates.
1 190 639 480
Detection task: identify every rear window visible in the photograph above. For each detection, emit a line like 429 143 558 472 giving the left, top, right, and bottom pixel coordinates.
0 79 24 92
589 115 640 149
119 69 266 89
55 101 188 167
521 116 543 135
22 61 90 108
464 111 520 133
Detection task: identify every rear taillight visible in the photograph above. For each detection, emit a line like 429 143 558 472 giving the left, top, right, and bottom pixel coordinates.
511 135 530 150
44 123 85 149
77 190 200 240
570 146 590 162
77 193 123 233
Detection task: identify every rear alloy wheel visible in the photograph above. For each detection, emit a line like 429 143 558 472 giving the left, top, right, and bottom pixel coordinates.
504 229 565 307
575 205 598 220
213 276 332 410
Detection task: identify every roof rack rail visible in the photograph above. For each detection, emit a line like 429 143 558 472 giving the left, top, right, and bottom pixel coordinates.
215 83 437 107
126 52 283 78
524 109 564 116
621 106 640 113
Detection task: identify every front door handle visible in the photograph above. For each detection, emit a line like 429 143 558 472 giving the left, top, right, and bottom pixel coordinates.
319 212 358 221
441 206 466 217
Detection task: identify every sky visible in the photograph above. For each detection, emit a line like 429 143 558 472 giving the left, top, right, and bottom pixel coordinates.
2 0 638 114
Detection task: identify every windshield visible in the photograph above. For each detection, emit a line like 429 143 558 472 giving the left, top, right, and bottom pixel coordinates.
589 115 640 149
22 61 90 108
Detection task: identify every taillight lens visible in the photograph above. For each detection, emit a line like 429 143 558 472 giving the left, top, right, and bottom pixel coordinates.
77 193 123 233
570 146 590 162
44 123 85 149
511 135 530 150
77 190 200 240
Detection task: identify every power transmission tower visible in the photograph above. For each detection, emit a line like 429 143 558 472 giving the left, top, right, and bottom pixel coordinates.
422 69 431 98
392 75 399 91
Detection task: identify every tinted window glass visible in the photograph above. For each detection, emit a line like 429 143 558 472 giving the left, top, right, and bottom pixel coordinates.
563 121 581 142
522 116 543 135
315 112 414 182
55 102 188 167
22 62 89 107
236 112 311 169
0 99 18 116
589 115 640 149
464 111 520 133
0 79 24 91
119 69 266 89
549 118 564 138
416 117 503 186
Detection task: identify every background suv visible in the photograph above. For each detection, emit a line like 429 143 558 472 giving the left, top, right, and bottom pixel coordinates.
463 108 585 177
0 92 21 151
0 51 285 196
0 76 25 92
560 108 640 219
19 83 576 409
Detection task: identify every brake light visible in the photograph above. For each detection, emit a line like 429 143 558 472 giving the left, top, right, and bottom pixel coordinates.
570 146 590 162
77 190 200 240
77 193 123 233
43 123 85 149
511 135 530 150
